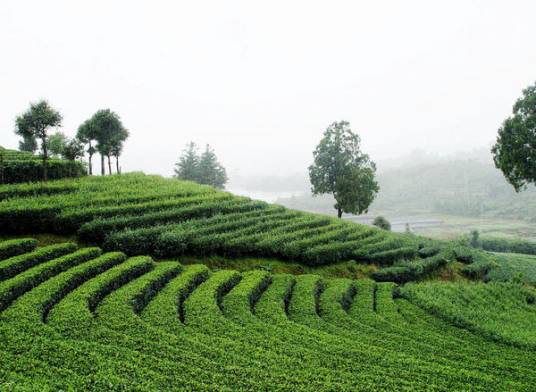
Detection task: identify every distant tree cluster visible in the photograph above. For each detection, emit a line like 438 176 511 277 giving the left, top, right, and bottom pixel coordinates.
14 100 129 180
492 82 536 191
77 109 129 175
174 142 228 189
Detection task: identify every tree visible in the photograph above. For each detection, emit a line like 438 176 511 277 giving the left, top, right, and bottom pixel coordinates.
174 142 200 181
14 100 62 181
469 229 481 248
492 82 536 191
18 135 38 153
109 127 129 175
47 132 68 157
197 144 228 189
77 119 98 175
90 109 127 175
309 121 379 218
373 216 391 231
61 137 85 161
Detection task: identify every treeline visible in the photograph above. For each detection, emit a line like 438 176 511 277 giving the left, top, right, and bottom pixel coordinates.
14 100 129 181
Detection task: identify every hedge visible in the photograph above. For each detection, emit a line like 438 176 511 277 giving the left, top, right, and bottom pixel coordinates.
0 158 87 184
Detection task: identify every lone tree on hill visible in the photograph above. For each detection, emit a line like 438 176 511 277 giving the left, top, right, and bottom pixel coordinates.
15 100 63 181
492 82 536 191
309 121 379 218
174 142 228 189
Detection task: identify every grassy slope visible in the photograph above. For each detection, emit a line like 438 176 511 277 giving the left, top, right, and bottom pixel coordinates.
1 239 536 390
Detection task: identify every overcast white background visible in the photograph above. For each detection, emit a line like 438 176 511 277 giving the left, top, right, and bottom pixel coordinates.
1 0 535 178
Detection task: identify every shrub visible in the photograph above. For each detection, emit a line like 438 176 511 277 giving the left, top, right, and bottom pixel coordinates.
372 216 391 231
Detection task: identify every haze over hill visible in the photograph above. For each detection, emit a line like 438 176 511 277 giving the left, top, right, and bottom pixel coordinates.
227 148 536 240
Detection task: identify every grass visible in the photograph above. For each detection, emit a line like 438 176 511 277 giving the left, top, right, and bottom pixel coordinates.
1 238 536 390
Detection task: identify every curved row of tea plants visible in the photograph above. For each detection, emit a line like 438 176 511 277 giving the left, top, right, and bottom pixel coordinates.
1 239 536 390
0 173 436 270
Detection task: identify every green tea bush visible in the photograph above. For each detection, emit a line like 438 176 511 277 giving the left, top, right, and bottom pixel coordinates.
481 236 536 255
0 147 86 184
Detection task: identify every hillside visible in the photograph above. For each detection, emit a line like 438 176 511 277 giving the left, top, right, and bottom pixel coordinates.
0 173 462 277
0 146 86 184
1 238 536 390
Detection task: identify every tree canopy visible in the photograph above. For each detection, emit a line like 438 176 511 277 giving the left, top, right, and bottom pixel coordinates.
47 132 68 157
309 121 379 218
14 100 62 180
78 109 128 175
492 82 536 192
174 142 228 189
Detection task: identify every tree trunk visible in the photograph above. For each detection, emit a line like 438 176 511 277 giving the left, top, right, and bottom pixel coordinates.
0 149 4 184
337 207 343 218
88 152 93 175
42 137 49 181
101 154 105 176
115 156 120 175
88 141 93 175
107 155 112 175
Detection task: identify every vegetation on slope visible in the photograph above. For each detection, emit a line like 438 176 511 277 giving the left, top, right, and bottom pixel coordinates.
0 146 86 184
400 281 536 349
0 173 436 273
1 239 536 390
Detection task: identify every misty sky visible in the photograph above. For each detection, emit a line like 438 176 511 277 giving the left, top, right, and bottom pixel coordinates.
1 0 535 178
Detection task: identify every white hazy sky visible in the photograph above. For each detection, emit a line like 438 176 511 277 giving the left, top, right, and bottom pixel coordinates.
1 0 535 177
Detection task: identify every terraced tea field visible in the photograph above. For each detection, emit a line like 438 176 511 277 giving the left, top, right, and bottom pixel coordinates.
0 173 431 270
1 238 536 390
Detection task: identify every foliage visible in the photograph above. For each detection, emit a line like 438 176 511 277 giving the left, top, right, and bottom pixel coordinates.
487 252 536 285
61 137 85 161
0 173 422 268
469 229 481 248
18 134 38 153
372 216 391 231
175 142 227 188
47 132 68 157
481 236 536 255
1 239 536 389
309 121 379 218
174 142 199 181
197 144 228 189
14 100 63 181
492 82 536 191
0 146 86 184
401 280 536 349
87 109 129 175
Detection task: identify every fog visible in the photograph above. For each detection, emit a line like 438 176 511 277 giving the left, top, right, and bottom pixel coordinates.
1 0 535 179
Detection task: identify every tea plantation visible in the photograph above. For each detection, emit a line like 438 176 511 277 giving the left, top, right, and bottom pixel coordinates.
1 174 536 390
1 238 536 390
0 173 438 273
